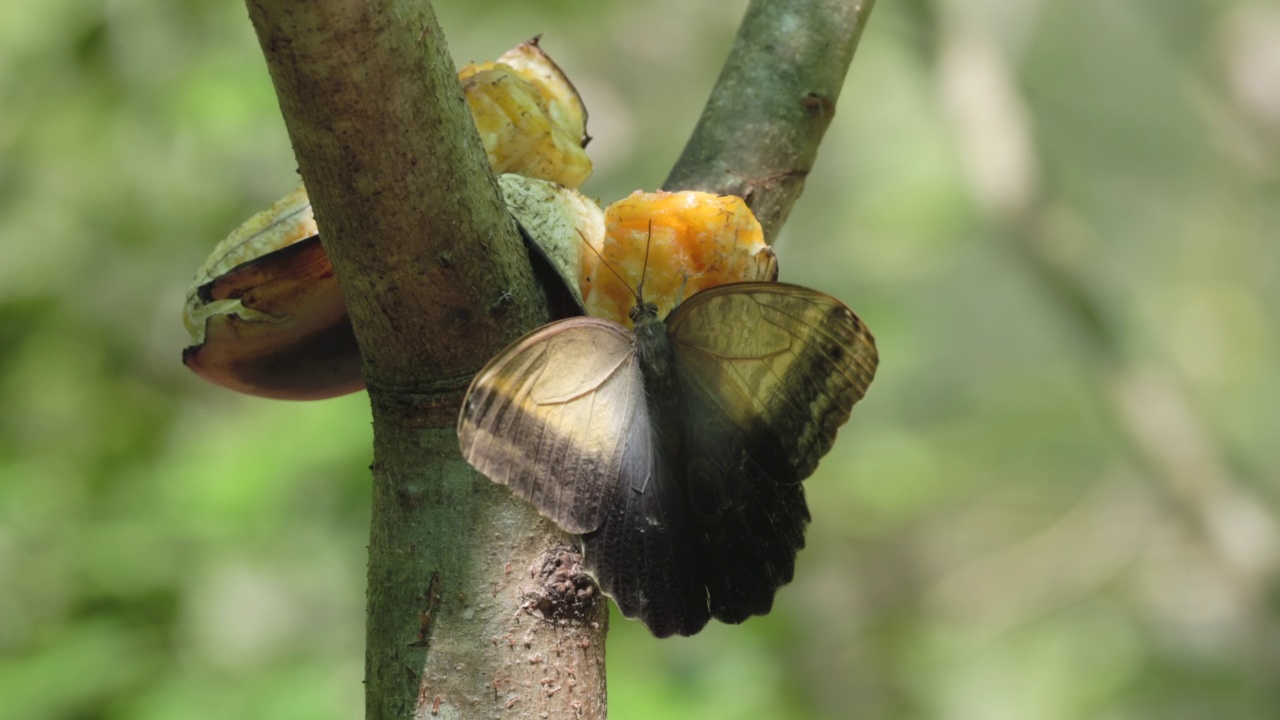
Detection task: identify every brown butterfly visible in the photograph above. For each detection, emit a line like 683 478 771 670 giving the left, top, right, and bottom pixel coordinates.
457 264 877 637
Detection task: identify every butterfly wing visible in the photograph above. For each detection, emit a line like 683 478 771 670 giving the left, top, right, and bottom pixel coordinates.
582 458 712 638
460 282 877 636
666 282 878 623
458 315 712 636
457 317 646 534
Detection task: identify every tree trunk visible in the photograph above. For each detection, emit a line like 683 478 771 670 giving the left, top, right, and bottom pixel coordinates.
244 0 875 717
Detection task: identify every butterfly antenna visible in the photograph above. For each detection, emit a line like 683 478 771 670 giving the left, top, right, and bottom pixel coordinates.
577 229 640 305
637 220 653 303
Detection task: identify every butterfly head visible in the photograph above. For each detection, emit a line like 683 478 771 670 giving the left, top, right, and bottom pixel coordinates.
628 300 661 327
581 218 675 329
628 225 667 331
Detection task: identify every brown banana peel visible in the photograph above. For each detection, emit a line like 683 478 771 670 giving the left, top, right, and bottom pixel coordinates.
182 188 362 400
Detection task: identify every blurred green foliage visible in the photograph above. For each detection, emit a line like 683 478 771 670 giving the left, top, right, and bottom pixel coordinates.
3 0 1278 718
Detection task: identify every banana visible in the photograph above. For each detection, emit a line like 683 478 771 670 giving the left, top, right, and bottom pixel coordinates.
580 190 778 327
460 37 592 189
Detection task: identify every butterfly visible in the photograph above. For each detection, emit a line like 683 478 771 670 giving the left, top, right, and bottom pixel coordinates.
456 257 877 637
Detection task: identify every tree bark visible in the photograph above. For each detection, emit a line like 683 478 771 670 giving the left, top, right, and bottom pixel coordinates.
244 0 876 717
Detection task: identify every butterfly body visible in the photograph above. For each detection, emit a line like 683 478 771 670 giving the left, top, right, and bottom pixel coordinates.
459 282 877 637
630 301 685 459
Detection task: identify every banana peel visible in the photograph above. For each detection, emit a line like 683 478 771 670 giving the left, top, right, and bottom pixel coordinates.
182 186 358 400
184 39 593 400
460 37 592 188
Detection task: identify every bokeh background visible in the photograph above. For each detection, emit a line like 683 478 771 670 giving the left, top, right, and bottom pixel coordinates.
3 0 1279 718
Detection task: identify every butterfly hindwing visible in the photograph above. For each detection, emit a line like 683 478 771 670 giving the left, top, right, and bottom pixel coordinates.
458 317 646 534
679 402 812 623
582 458 711 638
667 282 878 623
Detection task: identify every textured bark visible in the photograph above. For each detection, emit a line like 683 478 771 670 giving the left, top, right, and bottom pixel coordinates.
665 0 877 241
245 2 606 719
368 426 607 719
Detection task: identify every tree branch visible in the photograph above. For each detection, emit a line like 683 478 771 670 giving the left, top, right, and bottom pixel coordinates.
665 0 877 241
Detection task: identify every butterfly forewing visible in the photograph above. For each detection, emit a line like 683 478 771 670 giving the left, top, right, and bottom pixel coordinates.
667 282 878 484
458 317 648 534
